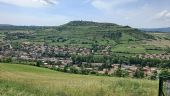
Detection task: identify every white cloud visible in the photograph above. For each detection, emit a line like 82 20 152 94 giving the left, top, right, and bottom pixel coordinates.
157 10 170 18
88 0 138 10
86 0 140 21
86 0 170 28
0 0 59 8
155 10 170 22
91 0 113 10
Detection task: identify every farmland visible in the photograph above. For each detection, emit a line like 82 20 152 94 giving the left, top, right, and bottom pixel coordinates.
0 63 158 96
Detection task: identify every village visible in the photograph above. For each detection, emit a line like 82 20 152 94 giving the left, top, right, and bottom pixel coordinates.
0 41 163 79
137 53 170 60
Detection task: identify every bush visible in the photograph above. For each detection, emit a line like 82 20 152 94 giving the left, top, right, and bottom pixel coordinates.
114 65 129 77
70 67 79 74
0 57 12 63
81 69 90 75
149 71 158 80
133 68 144 78
159 69 170 76
36 61 43 67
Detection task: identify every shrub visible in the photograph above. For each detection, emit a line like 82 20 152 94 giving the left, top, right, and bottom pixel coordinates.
133 68 144 78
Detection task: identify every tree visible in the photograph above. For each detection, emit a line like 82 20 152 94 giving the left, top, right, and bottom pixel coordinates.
165 47 170 53
81 69 90 75
70 67 79 74
114 65 129 77
56 61 62 65
2 57 12 63
159 69 170 76
63 66 68 72
92 43 98 53
149 71 158 80
133 67 144 78
36 60 43 67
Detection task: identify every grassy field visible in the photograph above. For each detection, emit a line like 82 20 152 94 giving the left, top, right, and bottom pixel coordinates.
0 63 158 96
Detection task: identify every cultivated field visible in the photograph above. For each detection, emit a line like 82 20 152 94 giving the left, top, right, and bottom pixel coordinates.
0 64 158 96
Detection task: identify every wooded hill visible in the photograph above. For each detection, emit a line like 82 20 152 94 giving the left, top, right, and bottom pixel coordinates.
0 21 155 42
2 21 169 55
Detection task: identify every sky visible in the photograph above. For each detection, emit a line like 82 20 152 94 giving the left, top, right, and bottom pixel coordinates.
0 0 170 28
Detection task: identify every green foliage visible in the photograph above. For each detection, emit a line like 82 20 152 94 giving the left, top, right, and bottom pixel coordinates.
36 60 43 67
165 47 170 53
149 71 158 80
114 65 129 77
0 57 12 63
81 69 90 75
3 21 155 47
159 69 170 76
133 68 144 78
69 66 79 74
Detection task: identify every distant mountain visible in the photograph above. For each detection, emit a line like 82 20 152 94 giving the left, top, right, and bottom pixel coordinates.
140 27 170 32
0 24 45 30
0 24 14 26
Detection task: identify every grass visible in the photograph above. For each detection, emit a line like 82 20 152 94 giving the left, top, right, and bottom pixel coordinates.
112 42 146 54
0 63 158 96
144 40 170 48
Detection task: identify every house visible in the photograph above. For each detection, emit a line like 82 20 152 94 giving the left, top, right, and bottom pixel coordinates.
91 63 103 67
143 66 151 76
128 66 137 72
111 64 120 70
98 71 105 74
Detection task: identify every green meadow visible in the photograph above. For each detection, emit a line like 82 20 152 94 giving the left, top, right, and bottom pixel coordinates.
0 63 158 96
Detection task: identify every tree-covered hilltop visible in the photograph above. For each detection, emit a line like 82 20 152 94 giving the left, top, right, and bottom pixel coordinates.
63 21 119 26
55 21 155 40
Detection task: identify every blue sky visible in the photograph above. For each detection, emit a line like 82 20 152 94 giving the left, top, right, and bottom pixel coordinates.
0 0 170 28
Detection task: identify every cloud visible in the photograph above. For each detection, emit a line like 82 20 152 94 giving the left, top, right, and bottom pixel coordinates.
86 0 140 21
88 0 138 10
157 10 170 18
90 0 113 10
0 0 59 8
86 0 170 28
155 10 170 22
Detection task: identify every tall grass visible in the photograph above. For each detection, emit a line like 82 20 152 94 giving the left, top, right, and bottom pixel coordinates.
0 63 158 96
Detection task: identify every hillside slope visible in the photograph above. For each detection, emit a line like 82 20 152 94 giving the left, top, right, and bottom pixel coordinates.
0 64 158 96
141 27 170 32
44 21 154 41
2 21 166 55
29 21 155 50
1 21 155 43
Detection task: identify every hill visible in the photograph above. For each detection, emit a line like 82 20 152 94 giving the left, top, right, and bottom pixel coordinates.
141 27 170 32
0 63 158 96
0 21 155 41
18 21 155 48
1 21 170 55
55 21 154 40
0 24 14 26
